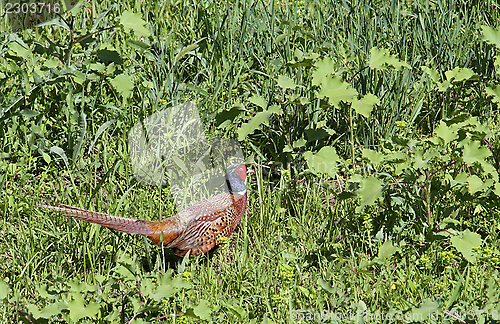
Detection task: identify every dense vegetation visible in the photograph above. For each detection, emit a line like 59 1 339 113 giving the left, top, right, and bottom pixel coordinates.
1 0 500 322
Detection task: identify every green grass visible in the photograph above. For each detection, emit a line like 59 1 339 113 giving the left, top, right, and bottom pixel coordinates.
1 0 500 322
3 159 500 322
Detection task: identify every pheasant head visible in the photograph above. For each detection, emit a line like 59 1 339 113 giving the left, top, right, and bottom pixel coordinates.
225 164 252 194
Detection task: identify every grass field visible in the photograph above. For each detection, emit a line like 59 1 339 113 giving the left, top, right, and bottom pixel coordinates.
1 0 500 322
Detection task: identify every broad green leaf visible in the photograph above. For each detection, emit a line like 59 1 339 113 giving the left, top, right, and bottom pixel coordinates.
120 10 151 36
88 119 115 153
8 41 32 58
318 278 336 294
298 286 310 297
494 183 500 197
277 75 297 89
303 146 339 177
462 140 492 165
305 128 329 141
356 176 384 210
174 43 198 64
437 80 451 92
352 94 380 118
68 293 99 322
116 254 137 280
464 116 490 136
386 151 406 162
50 146 69 168
67 0 83 13
39 302 68 319
268 105 283 114
350 174 364 182
368 47 410 70
116 264 136 281
450 229 482 263
0 282 9 299
482 25 500 49
248 94 267 109
467 175 483 194
35 17 70 29
276 33 287 43
111 74 134 98
454 172 468 183
97 49 123 64
413 150 429 169
312 56 335 86
43 58 61 68
127 40 150 52
170 277 191 289
377 240 400 260
150 285 176 301
467 176 494 194
444 67 475 82
37 284 55 300
288 96 310 105
293 138 307 148
193 300 211 320
216 107 243 127
42 152 51 164
411 299 440 319
238 113 269 140
237 105 282 140
423 66 441 83
21 109 39 118
68 279 91 293
140 278 154 298
319 75 358 108
434 121 458 144
224 303 247 321
178 252 189 273
362 149 385 165
28 304 41 319
485 85 500 103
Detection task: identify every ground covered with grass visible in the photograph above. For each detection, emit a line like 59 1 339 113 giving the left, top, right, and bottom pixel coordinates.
2 0 500 323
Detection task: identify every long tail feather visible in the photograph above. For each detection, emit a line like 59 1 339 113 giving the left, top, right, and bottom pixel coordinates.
40 203 153 236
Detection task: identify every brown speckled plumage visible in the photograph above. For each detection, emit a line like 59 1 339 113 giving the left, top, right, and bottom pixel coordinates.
41 164 251 256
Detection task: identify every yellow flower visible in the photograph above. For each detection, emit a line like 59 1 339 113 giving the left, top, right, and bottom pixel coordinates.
436 282 447 289
176 317 188 324
271 294 286 304
395 121 407 129
180 271 192 281
440 251 455 261
281 168 291 182
482 248 493 257
279 265 295 281
419 256 430 264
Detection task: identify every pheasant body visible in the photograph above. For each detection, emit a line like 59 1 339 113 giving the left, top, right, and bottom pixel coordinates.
41 164 251 256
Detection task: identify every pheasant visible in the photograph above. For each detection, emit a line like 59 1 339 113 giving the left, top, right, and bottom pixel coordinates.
41 164 252 256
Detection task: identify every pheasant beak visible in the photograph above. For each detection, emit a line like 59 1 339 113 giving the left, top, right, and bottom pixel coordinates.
247 168 255 175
